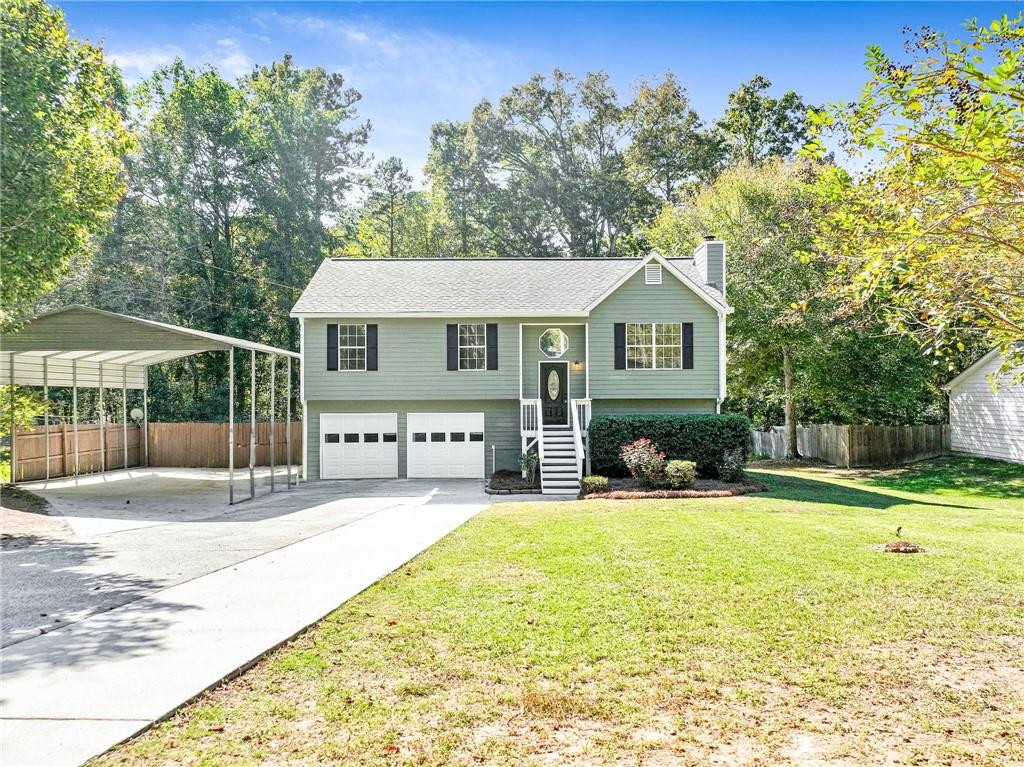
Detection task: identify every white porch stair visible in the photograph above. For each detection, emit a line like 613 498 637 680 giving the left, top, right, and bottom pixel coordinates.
539 424 581 495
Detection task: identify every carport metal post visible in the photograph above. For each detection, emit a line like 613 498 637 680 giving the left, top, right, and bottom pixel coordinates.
142 368 149 466
72 359 80 476
98 363 105 473
228 347 234 505
43 356 50 481
8 353 16 483
122 366 128 470
269 354 275 492
285 356 292 488
249 348 255 500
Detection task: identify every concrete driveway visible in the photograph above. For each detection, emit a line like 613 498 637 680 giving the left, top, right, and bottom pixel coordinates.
1 469 491 767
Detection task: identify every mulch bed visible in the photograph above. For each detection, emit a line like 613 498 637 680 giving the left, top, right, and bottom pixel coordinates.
584 476 768 500
884 539 926 554
485 470 541 495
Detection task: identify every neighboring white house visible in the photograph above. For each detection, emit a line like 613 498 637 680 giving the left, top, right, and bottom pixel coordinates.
944 347 1024 464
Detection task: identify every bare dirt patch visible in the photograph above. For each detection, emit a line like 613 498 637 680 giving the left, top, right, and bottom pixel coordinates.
883 539 925 553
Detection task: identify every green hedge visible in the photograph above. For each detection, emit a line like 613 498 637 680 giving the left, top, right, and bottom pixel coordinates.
588 414 752 478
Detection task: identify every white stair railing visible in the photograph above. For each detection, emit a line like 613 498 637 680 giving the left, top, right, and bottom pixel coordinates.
520 398 540 435
537 413 546 483
569 399 584 479
574 398 592 435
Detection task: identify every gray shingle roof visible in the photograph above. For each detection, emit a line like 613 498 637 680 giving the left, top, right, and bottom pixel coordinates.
290 257 726 316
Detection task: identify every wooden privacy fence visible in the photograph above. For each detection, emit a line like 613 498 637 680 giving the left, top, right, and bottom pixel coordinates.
9 422 142 482
751 424 951 468
147 422 301 469
10 421 301 481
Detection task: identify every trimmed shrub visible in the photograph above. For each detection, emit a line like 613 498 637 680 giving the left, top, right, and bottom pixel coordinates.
580 475 609 496
589 414 752 478
619 438 666 486
664 459 696 488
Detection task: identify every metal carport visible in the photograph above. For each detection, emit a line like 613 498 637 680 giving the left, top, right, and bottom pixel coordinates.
2 305 300 503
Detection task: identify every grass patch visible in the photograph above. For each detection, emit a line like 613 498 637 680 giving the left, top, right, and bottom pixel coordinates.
92 458 1024 766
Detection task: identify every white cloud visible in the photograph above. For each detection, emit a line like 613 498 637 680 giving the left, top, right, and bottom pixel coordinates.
212 38 255 79
109 38 254 84
262 11 517 99
110 45 185 83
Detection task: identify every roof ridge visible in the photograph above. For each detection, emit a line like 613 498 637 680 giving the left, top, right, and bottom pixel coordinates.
326 257 648 262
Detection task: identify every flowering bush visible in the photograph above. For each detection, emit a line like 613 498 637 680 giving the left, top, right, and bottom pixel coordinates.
618 438 666 486
718 448 746 482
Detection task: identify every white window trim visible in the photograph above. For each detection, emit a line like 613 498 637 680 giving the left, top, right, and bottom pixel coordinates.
626 322 683 370
458 323 487 372
338 323 367 372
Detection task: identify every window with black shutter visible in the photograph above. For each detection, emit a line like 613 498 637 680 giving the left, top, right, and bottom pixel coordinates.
366 324 378 371
614 323 626 370
486 323 498 370
327 324 338 371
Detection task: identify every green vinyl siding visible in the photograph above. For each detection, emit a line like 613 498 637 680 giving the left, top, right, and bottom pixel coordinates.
588 268 720 399
305 399 520 480
520 322 587 400
591 398 717 417
303 318 519 401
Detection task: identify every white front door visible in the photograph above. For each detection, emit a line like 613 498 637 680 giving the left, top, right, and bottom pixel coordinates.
320 413 398 479
407 413 485 478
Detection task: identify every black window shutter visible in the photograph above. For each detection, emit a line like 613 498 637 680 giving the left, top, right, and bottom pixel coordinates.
486 323 498 370
366 324 378 371
614 323 626 370
446 324 459 371
327 323 338 371
682 322 694 369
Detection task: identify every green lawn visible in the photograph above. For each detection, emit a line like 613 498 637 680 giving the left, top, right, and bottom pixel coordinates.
95 457 1023 766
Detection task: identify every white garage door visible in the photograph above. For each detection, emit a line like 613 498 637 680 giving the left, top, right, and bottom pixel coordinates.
407 413 485 478
320 413 398 479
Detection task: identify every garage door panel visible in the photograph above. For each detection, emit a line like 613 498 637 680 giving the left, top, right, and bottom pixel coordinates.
321 413 398 479
408 413 484 479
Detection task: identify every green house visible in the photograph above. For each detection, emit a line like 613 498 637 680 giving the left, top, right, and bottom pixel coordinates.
290 241 730 493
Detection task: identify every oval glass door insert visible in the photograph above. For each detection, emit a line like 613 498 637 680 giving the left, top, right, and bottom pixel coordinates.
546 369 560 400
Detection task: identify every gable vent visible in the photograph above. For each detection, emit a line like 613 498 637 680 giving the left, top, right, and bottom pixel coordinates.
645 263 662 285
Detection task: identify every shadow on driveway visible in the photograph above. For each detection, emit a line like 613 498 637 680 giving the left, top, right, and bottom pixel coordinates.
1 534 197 672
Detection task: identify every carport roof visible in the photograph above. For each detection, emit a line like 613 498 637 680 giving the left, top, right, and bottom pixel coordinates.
2 305 298 389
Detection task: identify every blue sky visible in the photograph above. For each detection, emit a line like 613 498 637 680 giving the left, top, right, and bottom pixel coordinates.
59 2 1009 181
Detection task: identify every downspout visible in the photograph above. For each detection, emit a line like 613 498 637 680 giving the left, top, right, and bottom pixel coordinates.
717 312 727 413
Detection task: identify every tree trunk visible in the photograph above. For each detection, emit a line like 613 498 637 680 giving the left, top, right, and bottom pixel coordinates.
782 346 800 459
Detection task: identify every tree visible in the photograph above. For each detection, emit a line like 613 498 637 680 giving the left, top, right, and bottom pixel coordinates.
425 121 494 257
51 55 369 420
0 0 133 328
650 159 826 456
806 15 1024 377
365 157 414 258
717 75 810 165
239 55 369 381
427 70 654 258
626 73 723 203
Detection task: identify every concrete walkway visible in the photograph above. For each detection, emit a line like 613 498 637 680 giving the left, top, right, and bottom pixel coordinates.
0 478 489 767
